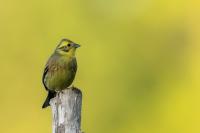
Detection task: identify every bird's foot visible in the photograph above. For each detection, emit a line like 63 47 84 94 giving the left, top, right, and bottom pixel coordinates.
60 90 64 94
71 85 77 90
56 91 62 97
56 92 62 105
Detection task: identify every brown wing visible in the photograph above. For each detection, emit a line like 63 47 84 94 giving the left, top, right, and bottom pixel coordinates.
42 66 49 91
42 54 59 91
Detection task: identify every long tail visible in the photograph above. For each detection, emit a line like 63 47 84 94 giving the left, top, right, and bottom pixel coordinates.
42 91 56 108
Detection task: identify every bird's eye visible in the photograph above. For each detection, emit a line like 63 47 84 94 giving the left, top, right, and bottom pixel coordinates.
67 44 71 47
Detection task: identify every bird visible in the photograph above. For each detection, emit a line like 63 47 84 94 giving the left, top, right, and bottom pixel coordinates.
42 38 80 108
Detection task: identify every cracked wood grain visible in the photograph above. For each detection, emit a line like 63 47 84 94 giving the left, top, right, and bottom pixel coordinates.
50 87 82 133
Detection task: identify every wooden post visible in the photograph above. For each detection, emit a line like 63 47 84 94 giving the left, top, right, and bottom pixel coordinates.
50 87 82 133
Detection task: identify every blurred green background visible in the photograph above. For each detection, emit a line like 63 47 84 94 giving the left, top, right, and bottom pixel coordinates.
0 0 199 133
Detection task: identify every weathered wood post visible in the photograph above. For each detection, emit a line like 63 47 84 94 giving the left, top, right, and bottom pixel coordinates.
50 87 82 133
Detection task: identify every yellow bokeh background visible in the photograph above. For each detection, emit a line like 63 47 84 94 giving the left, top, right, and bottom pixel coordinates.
0 0 199 133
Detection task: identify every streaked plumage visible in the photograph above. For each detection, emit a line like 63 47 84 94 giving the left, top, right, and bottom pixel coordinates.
42 38 80 108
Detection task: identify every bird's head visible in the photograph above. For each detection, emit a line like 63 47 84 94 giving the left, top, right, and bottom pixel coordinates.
55 38 80 56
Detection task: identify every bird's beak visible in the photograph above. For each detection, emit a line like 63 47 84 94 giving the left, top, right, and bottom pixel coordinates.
73 43 81 48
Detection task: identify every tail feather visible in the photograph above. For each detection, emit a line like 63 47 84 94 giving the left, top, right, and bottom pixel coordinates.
42 91 56 108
